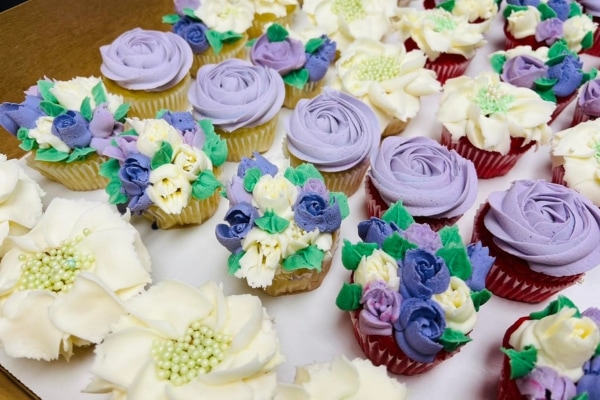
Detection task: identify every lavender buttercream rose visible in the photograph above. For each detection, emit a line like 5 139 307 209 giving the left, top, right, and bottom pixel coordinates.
285 88 380 172
250 34 306 76
579 0 600 17
578 79 600 117
369 136 478 219
188 59 284 131
358 280 402 336
516 366 577 399
483 180 600 276
501 54 549 89
215 202 259 253
100 28 193 92
51 110 92 149
535 18 564 45
400 249 451 299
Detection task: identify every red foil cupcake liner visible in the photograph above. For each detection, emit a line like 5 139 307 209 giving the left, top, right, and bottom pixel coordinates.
503 23 543 51
497 316 530 400
571 102 595 127
551 165 567 186
472 203 583 303
364 175 460 231
349 309 461 375
440 128 534 179
404 38 470 84
550 92 577 124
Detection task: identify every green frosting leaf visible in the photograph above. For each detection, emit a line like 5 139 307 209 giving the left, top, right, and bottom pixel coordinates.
206 30 243 55
335 282 363 311
438 225 463 247
282 245 324 272
191 170 222 200
284 163 323 186
537 2 557 20
341 239 377 271
501 345 537 380
105 178 128 205
113 103 130 122
182 7 197 19
243 167 263 193
595 342 600 357
489 54 507 74
155 109 168 119
255 210 290 234
92 81 107 106
546 54 567 67
99 158 121 179
120 128 137 136
39 100 66 117
228 251 244 275
436 245 472 281
66 147 96 162
583 68 599 84
35 147 70 162
569 1 583 18
17 127 37 152
162 13 181 24
150 141 174 170
439 328 471 352
503 5 528 19
80 97 93 121
330 192 349 219
381 201 415 230
534 77 558 90
283 68 310 89
573 394 589 400
471 289 492 312
220 30 244 43
37 80 58 103
582 31 594 50
382 232 417 261
200 119 227 166
529 295 580 320
536 87 557 103
436 0 455 13
246 38 257 47
305 37 325 54
266 23 288 43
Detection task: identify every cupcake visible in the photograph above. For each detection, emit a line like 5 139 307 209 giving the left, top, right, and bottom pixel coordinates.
551 119 600 206
216 155 349 296
249 23 337 109
472 179 600 303
188 59 285 162
0 198 151 360
0 153 45 257
275 356 409 399
423 0 499 24
333 39 441 136
163 1 251 77
0 77 129 191
503 0 596 53
248 0 299 39
571 78 600 126
285 88 380 196
366 136 478 230
437 72 555 178
579 0 600 56
100 111 226 229
100 28 193 119
498 296 600 400
391 8 487 84
85 280 284 397
336 201 494 375
490 41 597 123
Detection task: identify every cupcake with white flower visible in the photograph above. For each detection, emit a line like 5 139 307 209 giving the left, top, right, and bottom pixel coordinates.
100 111 226 229
0 77 129 191
498 296 600 400
0 197 151 360
335 201 494 375
85 280 284 398
423 0 499 24
333 39 441 136
216 154 349 296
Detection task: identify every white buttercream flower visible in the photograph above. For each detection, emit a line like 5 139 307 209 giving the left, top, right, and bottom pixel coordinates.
252 174 298 218
128 118 184 158
0 198 151 360
508 307 600 381
353 249 399 290
492 45 550 63
437 72 555 154
27 116 70 153
238 227 286 288
450 0 498 23
50 76 123 114
254 0 296 18
563 15 598 53
506 7 541 39
280 220 333 258
172 143 213 181
147 164 192 215
433 277 477 334
195 0 254 33
86 280 284 399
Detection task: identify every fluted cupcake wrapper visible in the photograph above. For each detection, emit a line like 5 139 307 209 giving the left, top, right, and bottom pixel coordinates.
142 189 221 229
283 80 324 109
190 35 248 79
551 165 567 186
381 118 410 137
247 6 296 39
570 101 596 127
550 92 577 124
497 316 531 400
503 23 542 51
26 152 108 191
217 116 278 162
425 55 471 85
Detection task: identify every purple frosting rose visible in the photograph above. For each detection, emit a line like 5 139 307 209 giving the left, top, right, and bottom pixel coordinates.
293 191 342 233
535 18 563 46
578 79 600 117
0 94 44 135
237 152 278 178
516 366 577 400
579 0 600 17
173 18 210 55
465 242 495 292
401 223 442 254
393 297 446 363
548 0 571 21
301 178 329 201
225 176 253 206
484 180 600 276
250 34 307 76
215 202 259 253
577 355 600 398
548 55 584 97
500 55 549 90
119 153 152 213
357 217 400 248
400 249 450 299
174 0 200 15
51 110 92 149
89 104 124 153
102 134 139 161
358 280 402 336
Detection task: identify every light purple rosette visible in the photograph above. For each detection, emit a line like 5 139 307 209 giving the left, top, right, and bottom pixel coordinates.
483 180 600 276
500 55 549 90
100 28 193 92
89 104 124 154
369 136 478 219
535 18 563 46
516 366 576 400
188 59 285 131
578 79 600 117
401 223 442 254
358 280 402 336
285 88 380 172
250 34 306 76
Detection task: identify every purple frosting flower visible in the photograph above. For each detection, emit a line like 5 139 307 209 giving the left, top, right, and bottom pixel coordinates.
119 153 152 213
174 18 210 55
465 242 494 292
535 18 564 46
516 366 576 400
89 104 124 153
548 55 584 97
357 217 400 248
401 223 442 253
215 202 260 253
0 94 44 135
301 178 329 201
304 36 337 82
582 308 600 328
393 297 445 363
250 34 307 76
578 79 600 117
548 0 570 21
101 134 139 162
501 55 549 89
294 191 342 233
506 0 540 5
51 110 92 149
400 249 450 299
174 0 200 15
577 355 600 398
358 280 402 336
579 0 600 17
161 110 197 133
225 176 253 206
237 152 278 178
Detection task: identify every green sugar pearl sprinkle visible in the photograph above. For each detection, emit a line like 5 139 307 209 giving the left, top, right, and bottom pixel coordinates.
151 322 232 386
475 84 514 116
429 9 457 32
16 229 94 293
356 56 401 82
332 0 366 22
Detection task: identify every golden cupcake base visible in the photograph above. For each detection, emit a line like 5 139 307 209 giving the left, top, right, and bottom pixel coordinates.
142 189 221 229
283 80 324 109
26 152 108 191
190 34 248 78
217 116 278 162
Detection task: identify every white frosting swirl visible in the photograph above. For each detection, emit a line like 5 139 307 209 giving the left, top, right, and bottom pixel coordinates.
194 0 255 33
563 15 599 54
443 0 498 23
254 0 297 18
353 249 400 291
432 277 477 334
50 76 124 115
506 7 541 39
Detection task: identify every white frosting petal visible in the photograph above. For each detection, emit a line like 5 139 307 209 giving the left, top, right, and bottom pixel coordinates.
0 155 44 230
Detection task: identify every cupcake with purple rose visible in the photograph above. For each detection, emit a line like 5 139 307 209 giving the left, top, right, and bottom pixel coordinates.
336 201 494 375
571 77 600 126
249 23 336 108
498 296 600 400
216 154 349 296
0 76 129 191
100 110 227 229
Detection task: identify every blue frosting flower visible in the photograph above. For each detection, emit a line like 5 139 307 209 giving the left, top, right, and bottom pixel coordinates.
215 202 260 253
173 16 194 35
547 0 570 21
294 191 342 233
465 242 495 292
178 20 210 54
357 217 400 248
51 110 92 149
119 153 152 213
304 36 337 82
161 110 198 133
577 356 600 398
393 298 446 363
548 55 584 97
0 95 44 135
237 152 278 178
400 249 450 299
506 0 540 6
